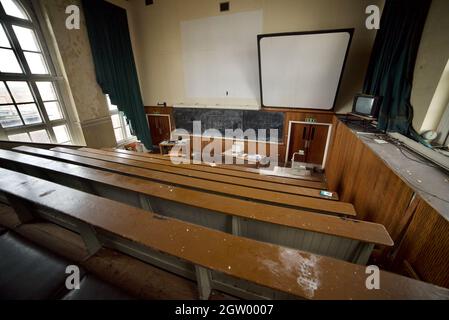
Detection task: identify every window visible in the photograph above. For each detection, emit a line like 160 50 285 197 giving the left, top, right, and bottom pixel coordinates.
106 95 134 144
0 0 72 144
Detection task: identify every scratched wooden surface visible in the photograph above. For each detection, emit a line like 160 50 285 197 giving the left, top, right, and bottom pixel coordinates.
0 168 447 299
57 147 334 200
14 146 356 216
326 118 449 289
102 147 327 189
0 149 392 246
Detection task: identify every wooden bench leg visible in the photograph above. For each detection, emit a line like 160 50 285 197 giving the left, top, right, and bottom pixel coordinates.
195 265 212 300
77 222 102 256
5 194 35 224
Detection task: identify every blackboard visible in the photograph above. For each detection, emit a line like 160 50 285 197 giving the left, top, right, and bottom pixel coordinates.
173 108 283 142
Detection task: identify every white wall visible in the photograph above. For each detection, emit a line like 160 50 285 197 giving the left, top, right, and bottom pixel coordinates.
127 0 384 112
411 0 449 131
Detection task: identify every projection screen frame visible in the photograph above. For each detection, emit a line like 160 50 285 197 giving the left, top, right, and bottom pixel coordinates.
257 28 354 110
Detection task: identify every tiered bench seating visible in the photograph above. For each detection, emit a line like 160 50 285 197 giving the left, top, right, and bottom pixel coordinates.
0 148 392 264
0 168 447 300
55 147 333 199
101 147 327 189
12 146 356 216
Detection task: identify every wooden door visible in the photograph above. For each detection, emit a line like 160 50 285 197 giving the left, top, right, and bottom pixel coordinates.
147 115 171 147
306 125 329 165
287 123 309 162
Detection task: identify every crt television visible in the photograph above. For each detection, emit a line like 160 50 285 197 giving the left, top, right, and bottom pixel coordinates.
352 94 381 118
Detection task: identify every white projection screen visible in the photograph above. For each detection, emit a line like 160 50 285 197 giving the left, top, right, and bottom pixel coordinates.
181 10 262 100
258 29 353 110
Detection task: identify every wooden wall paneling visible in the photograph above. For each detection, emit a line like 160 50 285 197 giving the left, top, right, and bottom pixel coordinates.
391 198 449 288
325 119 416 252
145 107 334 164
326 118 449 289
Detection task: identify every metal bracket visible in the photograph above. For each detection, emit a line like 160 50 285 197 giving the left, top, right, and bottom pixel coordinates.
139 194 154 212
195 265 212 300
77 222 102 256
353 243 375 265
231 216 241 236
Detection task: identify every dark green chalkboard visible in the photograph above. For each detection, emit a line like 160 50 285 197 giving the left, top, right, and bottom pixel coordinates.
173 108 283 142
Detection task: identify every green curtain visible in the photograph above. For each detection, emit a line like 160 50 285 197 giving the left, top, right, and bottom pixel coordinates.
81 0 152 149
363 0 431 141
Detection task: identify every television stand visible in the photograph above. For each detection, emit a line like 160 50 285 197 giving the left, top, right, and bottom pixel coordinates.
347 112 377 121
341 113 378 131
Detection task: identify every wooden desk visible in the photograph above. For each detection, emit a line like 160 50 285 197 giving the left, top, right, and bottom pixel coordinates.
1 167 447 300
46 147 355 215
0 149 394 264
103 147 327 189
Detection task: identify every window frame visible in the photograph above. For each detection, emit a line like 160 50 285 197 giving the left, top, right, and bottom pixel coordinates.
106 95 135 145
0 0 71 144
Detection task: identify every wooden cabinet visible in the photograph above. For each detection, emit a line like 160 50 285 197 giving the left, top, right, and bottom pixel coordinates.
147 114 171 148
286 122 331 167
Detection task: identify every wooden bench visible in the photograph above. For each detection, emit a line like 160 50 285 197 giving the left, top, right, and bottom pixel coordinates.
0 167 447 300
102 147 327 189
0 149 392 264
14 146 356 216
55 147 335 200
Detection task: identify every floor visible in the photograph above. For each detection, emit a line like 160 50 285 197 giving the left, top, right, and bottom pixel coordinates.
0 202 238 300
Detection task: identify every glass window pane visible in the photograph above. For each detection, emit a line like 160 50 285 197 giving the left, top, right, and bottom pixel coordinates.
0 82 13 104
36 81 56 101
0 48 22 73
111 114 121 128
125 123 132 138
106 95 118 111
24 52 48 74
53 124 70 143
114 128 123 142
44 101 62 120
0 104 22 127
8 132 30 142
13 25 40 51
0 0 28 20
29 129 50 143
0 25 11 48
7 81 33 103
17 103 41 124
